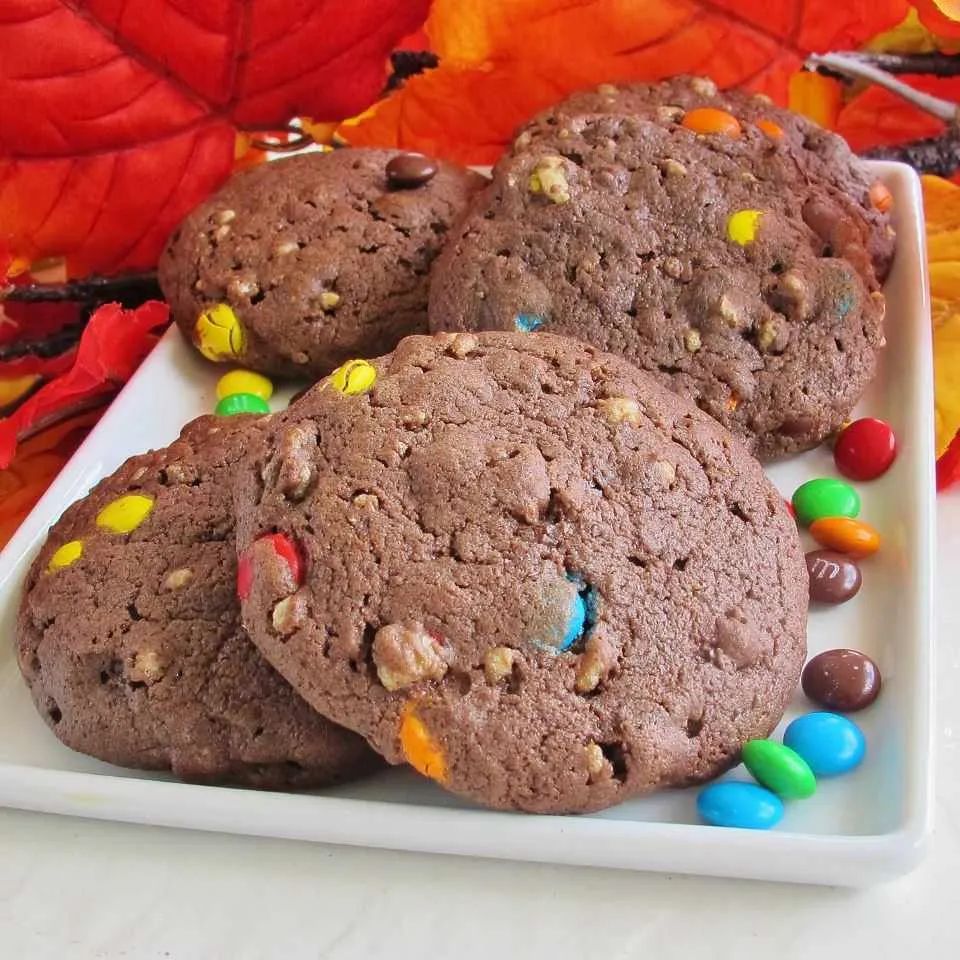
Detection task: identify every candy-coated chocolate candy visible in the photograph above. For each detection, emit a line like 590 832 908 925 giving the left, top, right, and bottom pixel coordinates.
96 494 154 534
783 712 865 776
834 417 897 481
515 313 544 333
386 152 438 189
742 739 816 799
214 392 271 416
802 649 881 712
791 477 860 526
559 590 587 652
756 118 784 140
809 516 880 557
806 550 862 604
194 303 245 362
696 781 783 829
329 359 377 396
47 539 83 572
869 180 893 213
237 532 302 600
681 107 742 138
216 369 274 401
726 209 763 246
399 703 447 781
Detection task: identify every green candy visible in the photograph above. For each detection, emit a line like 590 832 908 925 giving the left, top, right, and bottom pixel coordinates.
791 477 860 527
742 739 816 800
215 392 270 417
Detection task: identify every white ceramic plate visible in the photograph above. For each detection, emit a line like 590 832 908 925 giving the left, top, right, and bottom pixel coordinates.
0 161 934 886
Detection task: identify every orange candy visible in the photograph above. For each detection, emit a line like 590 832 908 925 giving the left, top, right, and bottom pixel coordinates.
756 118 784 140
809 517 881 557
399 703 447 782
681 107 742 138
869 181 893 213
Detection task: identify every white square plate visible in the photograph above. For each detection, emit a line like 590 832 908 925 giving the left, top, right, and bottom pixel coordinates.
0 161 934 886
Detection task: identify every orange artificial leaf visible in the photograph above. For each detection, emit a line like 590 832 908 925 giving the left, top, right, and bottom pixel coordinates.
340 0 909 164
0 408 101 548
921 174 960 488
834 75 960 152
0 0 431 276
788 71 843 129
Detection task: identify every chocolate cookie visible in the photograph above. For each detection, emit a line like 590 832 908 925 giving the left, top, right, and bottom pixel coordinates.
428 112 885 460
233 332 807 814
511 76 894 285
16 416 377 788
158 149 485 378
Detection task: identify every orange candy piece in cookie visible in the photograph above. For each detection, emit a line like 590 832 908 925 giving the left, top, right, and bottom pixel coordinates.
682 107 742 138
869 181 893 213
756 118 784 140
399 703 447 782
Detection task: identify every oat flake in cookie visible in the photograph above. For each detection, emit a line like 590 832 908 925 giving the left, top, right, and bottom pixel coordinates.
429 111 885 460
234 333 808 813
511 76 894 286
17 416 378 788
158 148 485 378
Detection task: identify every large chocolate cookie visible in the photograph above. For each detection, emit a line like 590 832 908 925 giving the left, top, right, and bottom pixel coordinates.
233 333 807 814
511 76 894 285
17 416 377 788
428 112 885 460
158 149 485 378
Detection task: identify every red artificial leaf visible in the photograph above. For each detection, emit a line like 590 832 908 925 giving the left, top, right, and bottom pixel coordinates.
0 0 431 276
340 0 910 164
937 429 960 490
915 0 960 39
0 300 168 468
833 74 960 153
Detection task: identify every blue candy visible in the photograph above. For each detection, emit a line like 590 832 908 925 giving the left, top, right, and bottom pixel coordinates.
783 712 865 776
696 781 784 830
558 590 587 651
515 313 544 333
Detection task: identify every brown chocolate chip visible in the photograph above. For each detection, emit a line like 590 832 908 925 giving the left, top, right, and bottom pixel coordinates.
805 550 862 604
802 648 881 711
386 153 438 189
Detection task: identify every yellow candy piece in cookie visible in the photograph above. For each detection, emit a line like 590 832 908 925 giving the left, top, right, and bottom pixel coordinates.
96 494 155 534
726 209 763 246
399 703 447 782
47 540 83 572
194 303 246 362
328 359 377 396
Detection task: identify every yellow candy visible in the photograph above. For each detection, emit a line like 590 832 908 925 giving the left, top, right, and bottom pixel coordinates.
96 494 155 534
216 369 274 401
47 540 83 572
726 209 763 246
328 359 377 396
399 703 447 782
193 304 246 362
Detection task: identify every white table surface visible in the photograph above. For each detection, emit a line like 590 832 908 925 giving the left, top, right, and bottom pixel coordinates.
1 490 957 959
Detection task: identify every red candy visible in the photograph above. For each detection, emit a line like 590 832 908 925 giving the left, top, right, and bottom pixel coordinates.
236 532 302 600
834 418 896 481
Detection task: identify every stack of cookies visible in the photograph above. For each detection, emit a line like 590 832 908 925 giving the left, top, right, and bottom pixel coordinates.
17 76 893 815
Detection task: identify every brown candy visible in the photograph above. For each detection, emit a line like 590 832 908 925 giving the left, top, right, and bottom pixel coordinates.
386 153 438 189
805 550 861 604
802 648 881 711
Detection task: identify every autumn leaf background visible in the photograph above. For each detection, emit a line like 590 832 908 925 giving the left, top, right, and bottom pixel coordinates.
3 0 960 543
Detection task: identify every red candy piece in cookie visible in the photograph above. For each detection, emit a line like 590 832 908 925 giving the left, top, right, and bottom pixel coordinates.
236 533 302 600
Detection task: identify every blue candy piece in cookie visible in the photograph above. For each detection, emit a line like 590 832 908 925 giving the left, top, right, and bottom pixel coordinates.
514 313 544 333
